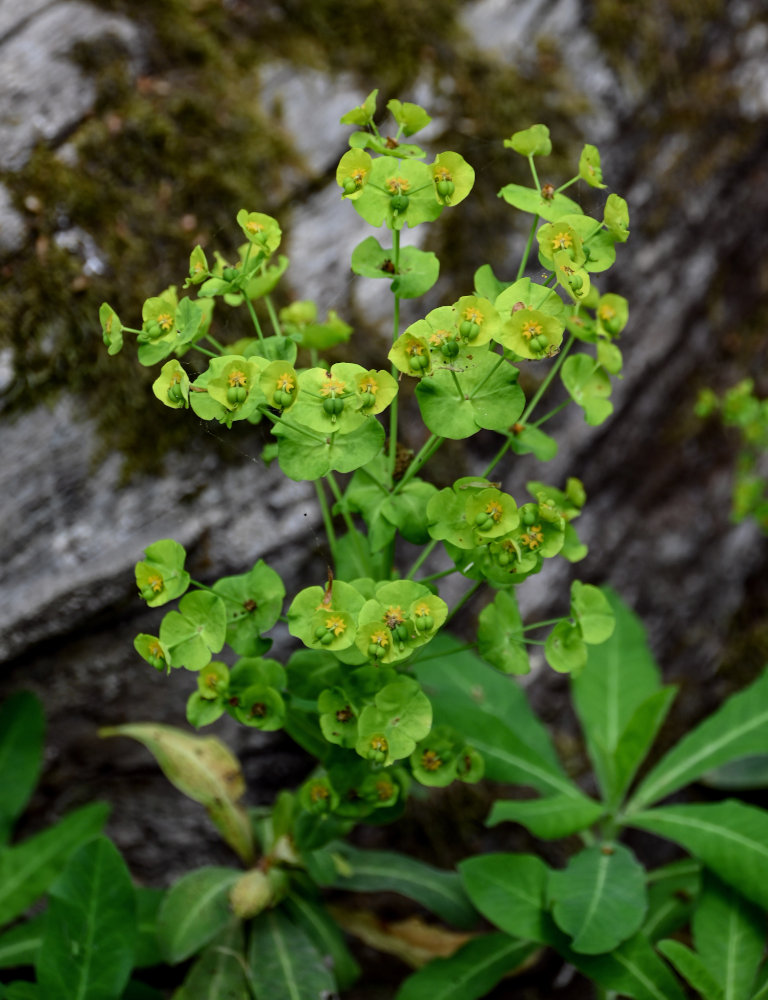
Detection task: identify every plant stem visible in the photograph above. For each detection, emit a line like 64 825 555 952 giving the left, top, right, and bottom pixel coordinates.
259 407 326 444
520 333 575 423
450 369 465 401
192 344 218 359
516 214 540 280
387 229 402 484
406 538 438 580
445 580 482 626
522 617 564 631
531 399 569 428
482 439 512 480
264 292 282 337
417 566 459 584
326 471 371 575
556 174 579 193
245 296 266 346
203 334 225 353
314 479 337 560
392 433 442 495
527 154 541 193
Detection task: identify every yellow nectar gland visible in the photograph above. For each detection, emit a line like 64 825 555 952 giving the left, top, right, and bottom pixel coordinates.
551 231 573 252
147 573 164 593
413 601 432 618
435 166 453 182
245 220 264 234
485 500 503 522
406 339 425 357
148 641 164 660
521 524 544 549
321 375 345 396
521 320 543 340
325 614 346 637
228 370 247 388
386 176 410 194
376 779 395 801
351 168 367 186
276 372 295 392
359 376 378 395
169 371 182 387
370 735 389 753
370 628 390 649
429 329 450 346
421 749 443 772
463 306 484 326
384 605 405 629
599 304 616 321
309 783 329 803
157 312 174 333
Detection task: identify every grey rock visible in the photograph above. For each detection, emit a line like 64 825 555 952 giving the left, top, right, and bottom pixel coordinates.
0 182 26 256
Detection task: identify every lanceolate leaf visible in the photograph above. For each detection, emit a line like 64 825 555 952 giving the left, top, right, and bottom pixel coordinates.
571 588 666 804
0 692 45 843
175 921 248 1000
628 801 768 910
284 891 361 991
657 940 724 1000
607 687 678 807
486 793 605 840
692 871 765 1000
246 908 336 1000
36 836 137 1000
0 914 44 968
0 802 109 928
642 860 701 942
628 668 768 812
548 843 647 954
100 724 254 864
568 932 687 1000
157 867 241 964
395 933 537 1000
327 843 476 929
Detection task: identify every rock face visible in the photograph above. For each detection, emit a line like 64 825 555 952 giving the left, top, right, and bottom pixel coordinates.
1 1 767 991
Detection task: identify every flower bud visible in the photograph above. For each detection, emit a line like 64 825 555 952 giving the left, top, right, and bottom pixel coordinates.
390 193 410 214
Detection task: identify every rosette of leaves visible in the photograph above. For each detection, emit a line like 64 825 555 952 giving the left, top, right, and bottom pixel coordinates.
596 293 629 338
527 478 588 562
235 210 282 256
505 123 552 157
135 539 190 607
355 676 433 766
288 579 365 653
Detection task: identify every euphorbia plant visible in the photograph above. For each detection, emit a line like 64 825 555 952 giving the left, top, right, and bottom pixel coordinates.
94 92 641 995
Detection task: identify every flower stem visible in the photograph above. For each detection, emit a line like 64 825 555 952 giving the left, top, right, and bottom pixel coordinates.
245 296 266 345
387 229 402 484
520 333 575 424
264 292 282 337
406 538 438 580
203 334 225 354
192 344 218 359
527 154 541 194
516 214 540 280
445 580 482 626
417 566 459 584
450 369 465 401
392 433 442 495
326 471 372 575
314 479 337 560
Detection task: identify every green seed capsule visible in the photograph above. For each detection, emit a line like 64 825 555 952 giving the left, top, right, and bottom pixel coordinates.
222 267 239 281
167 384 183 403
320 631 334 645
409 354 428 371
459 320 479 340
436 179 455 198
227 386 240 404
416 615 433 631
603 316 620 335
360 390 375 408
342 177 358 195
475 511 488 526
522 508 537 525
440 339 460 358
368 643 383 659
390 193 409 213
570 274 583 291
497 551 510 566
534 335 548 352
314 625 327 638
323 396 344 415
396 623 409 642
235 385 247 403
145 321 162 339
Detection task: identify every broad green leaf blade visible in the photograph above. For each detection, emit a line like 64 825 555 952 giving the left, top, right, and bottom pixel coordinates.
36 836 137 1000
628 801 768 910
0 913 44 968
395 932 537 1000
629 668 768 811
157 867 241 964
100 724 254 864
327 842 476 928
548 843 647 954
414 632 561 772
608 687 678 807
702 754 768 789
246 908 336 1000
569 932 687 1000
657 940 724 1000
284 891 361 991
693 871 765 1000
174 921 248 1000
0 802 109 928
752 964 768 1000
459 853 549 942
0 984 39 999
643 860 701 942
487 793 605 839
0 692 45 843
572 588 663 805
134 887 164 969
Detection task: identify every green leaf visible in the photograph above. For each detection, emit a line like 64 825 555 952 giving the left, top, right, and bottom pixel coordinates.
570 932 687 1000
0 693 44 843
657 940 724 1000
350 237 439 298
498 183 582 222
572 588 665 806
545 620 587 673
245 908 336 1000
561 354 613 425
702 754 768 789
284 891 361 991
0 913 44 968
387 98 431 136
643 860 701 942
159 591 227 671
416 352 524 439
459 853 550 942
327 842 476 928
0 984 39 999
508 424 558 461
487 793 605 839
157 867 241 964
174 921 248 1000
213 560 285 656
473 263 510 303
0 802 109 928
548 843 647 954
570 581 614 643
274 417 384 481
395 933 537 1000
37 837 136 1000
692 871 765 1000
477 590 530 675
504 124 552 156
628 801 768 910
99 724 254 865
134 887 164 969
629 667 768 811
340 89 378 126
